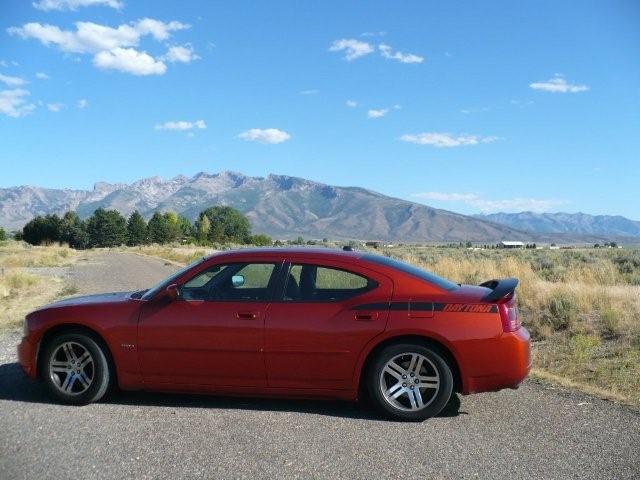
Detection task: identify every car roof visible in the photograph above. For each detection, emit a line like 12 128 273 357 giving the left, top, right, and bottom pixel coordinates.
206 247 364 262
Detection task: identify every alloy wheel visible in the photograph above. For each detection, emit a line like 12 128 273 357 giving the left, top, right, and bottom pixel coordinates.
379 352 440 412
49 341 95 395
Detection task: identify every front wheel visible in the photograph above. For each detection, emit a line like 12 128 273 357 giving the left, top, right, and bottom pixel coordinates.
367 343 453 421
41 332 111 405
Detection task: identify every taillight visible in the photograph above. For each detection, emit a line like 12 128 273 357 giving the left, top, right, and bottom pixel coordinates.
498 295 521 332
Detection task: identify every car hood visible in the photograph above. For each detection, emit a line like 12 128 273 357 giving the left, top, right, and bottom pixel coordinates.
34 291 136 311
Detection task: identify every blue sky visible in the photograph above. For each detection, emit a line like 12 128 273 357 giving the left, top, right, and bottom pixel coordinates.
1 0 639 219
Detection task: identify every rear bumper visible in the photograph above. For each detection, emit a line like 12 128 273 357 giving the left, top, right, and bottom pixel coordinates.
463 327 531 394
17 336 38 379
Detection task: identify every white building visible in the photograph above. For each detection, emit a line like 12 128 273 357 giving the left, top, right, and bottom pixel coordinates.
500 241 525 249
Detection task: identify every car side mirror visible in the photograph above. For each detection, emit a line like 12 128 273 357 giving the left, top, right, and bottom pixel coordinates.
231 275 245 287
165 283 180 300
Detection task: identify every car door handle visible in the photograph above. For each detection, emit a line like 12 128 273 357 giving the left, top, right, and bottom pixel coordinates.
237 311 258 320
355 312 378 321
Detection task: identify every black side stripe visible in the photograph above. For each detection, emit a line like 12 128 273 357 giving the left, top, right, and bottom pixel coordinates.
352 302 498 313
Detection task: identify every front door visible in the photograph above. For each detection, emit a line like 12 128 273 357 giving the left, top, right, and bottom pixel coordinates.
138 262 280 388
265 260 393 390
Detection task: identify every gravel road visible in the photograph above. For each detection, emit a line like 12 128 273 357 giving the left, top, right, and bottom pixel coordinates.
1 251 638 479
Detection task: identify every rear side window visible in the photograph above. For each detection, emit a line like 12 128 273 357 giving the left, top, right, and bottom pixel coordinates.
283 264 376 302
362 254 458 291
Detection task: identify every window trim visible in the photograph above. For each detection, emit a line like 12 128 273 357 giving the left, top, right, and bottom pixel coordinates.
274 261 379 303
178 261 285 303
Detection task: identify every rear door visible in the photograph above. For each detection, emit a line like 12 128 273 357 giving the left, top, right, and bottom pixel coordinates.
265 259 393 390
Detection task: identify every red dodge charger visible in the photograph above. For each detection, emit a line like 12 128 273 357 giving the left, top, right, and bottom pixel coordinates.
18 248 530 421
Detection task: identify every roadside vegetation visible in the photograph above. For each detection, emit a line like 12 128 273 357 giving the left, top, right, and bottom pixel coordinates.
0 241 77 332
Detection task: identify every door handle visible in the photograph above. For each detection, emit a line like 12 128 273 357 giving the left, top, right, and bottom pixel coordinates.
237 311 258 320
355 312 378 321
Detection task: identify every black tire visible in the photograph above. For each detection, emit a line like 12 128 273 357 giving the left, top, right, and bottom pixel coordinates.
366 342 453 421
41 332 111 405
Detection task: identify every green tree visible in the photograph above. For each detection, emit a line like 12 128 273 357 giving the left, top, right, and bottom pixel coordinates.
127 211 148 246
59 211 89 249
177 215 194 242
86 208 127 247
0 226 6 241
199 206 251 243
249 233 272 246
22 214 62 245
195 214 211 244
163 212 183 243
147 212 170 244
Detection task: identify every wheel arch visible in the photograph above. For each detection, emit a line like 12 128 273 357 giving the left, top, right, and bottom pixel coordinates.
356 334 464 398
36 323 117 387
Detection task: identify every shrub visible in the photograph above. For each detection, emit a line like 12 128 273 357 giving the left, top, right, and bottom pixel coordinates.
599 307 621 337
542 293 579 331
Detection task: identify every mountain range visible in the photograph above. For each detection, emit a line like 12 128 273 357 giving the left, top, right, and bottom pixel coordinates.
476 212 640 239
0 171 637 243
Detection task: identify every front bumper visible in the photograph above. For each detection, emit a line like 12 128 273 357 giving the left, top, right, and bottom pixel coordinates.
17 336 38 379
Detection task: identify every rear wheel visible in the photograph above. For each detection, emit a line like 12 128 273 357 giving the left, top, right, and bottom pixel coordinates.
367 343 453 421
41 332 111 405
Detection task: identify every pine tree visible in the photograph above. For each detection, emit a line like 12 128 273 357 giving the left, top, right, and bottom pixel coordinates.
127 211 148 246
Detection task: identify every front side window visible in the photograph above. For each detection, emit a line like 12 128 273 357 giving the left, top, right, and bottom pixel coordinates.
283 264 376 302
181 263 277 302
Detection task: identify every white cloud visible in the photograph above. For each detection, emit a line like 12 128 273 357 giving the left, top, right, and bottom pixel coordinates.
0 73 27 87
47 102 64 112
413 192 564 213
162 44 199 63
238 128 291 144
0 88 36 117
367 104 400 118
94 48 166 75
415 192 481 202
460 106 490 115
329 38 374 61
33 0 123 11
367 108 388 118
400 132 500 148
155 120 206 131
8 19 190 76
529 75 588 93
299 89 319 95
77 98 88 108
35 72 50 80
379 44 423 64
346 99 358 107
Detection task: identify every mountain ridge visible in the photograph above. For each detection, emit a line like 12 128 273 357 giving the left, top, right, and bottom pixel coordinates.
0 171 634 243
476 212 640 238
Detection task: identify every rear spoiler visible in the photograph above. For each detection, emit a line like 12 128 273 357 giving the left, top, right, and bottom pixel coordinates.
479 277 519 302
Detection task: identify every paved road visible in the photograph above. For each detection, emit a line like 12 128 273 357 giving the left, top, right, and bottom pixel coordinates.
1 251 638 479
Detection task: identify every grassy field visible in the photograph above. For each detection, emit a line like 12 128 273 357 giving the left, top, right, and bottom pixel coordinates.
0 241 78 332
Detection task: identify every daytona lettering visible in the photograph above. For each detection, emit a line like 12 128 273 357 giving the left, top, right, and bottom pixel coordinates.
442 304 495 313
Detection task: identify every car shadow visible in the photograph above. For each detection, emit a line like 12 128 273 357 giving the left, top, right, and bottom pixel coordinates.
0 362 463 421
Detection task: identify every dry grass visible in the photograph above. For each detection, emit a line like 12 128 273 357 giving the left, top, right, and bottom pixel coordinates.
0 241 76 268
123 245 214 265
0 241 79 331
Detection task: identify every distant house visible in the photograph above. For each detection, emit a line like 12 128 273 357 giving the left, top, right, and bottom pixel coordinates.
500 241 525 249
364 241 381 248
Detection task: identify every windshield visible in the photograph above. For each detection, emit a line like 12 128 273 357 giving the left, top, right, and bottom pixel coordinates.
141 257 206 300
362 254 459 291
